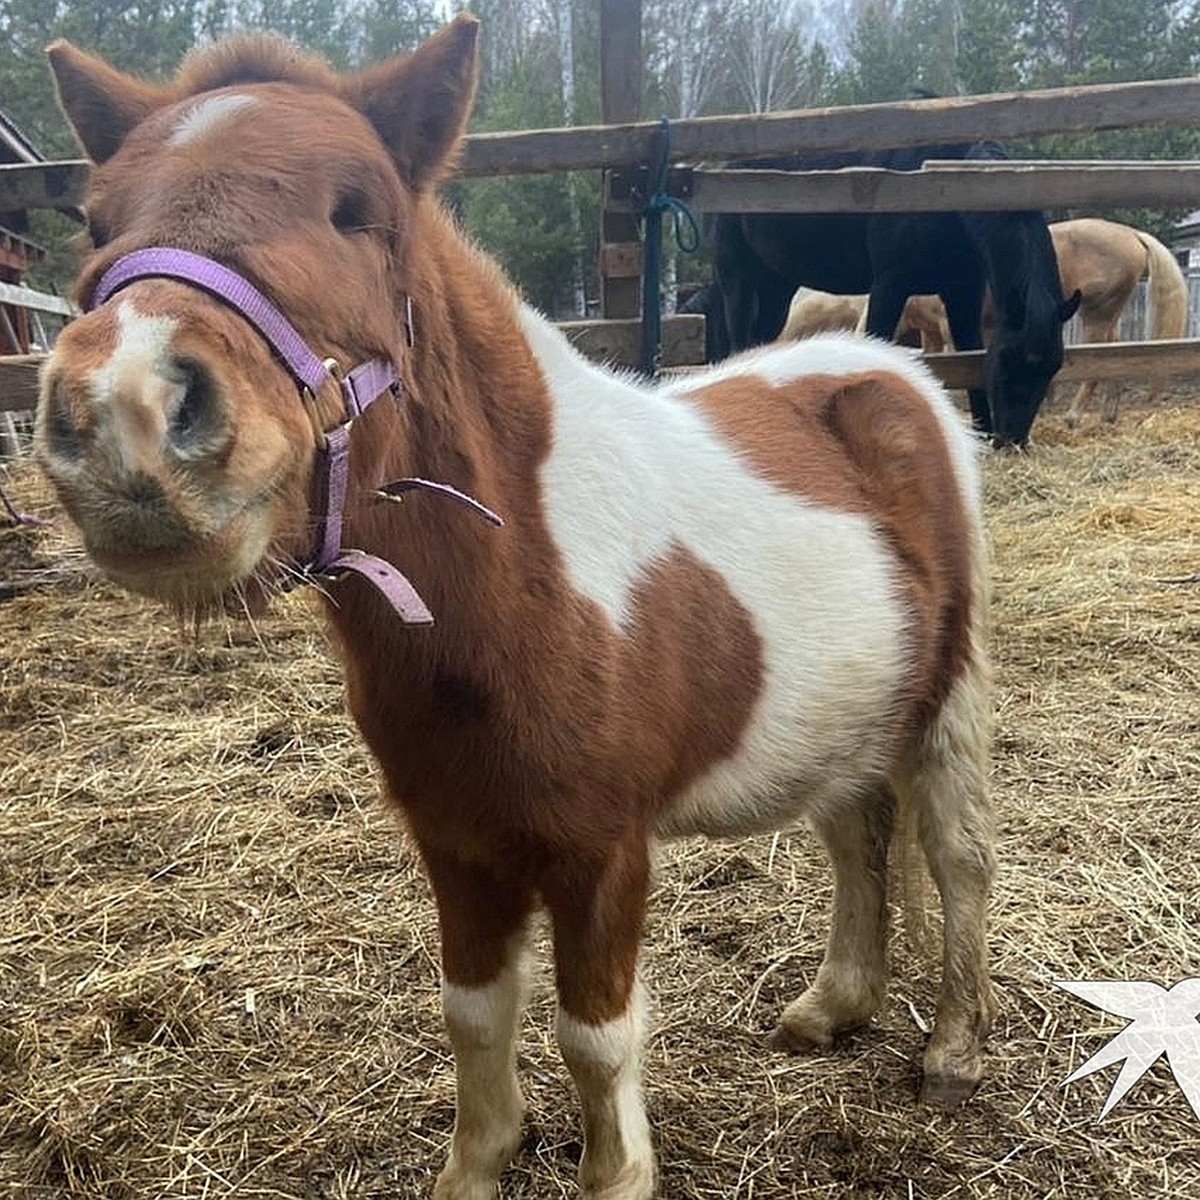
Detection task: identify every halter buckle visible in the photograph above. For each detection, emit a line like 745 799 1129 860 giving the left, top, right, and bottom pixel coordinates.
300 386 330 451
300 358 349 451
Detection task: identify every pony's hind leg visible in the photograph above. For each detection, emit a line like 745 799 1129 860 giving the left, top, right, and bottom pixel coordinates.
902 665 996 1109
423 846 536 1200
773 783 893 1051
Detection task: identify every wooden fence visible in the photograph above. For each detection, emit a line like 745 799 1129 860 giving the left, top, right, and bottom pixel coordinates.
5 7 1200 414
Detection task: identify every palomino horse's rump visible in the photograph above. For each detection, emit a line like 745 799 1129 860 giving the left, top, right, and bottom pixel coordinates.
1052 217 1189 425
36 19 994 1200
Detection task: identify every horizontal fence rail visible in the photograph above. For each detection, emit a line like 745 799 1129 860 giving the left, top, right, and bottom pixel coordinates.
925 339 1200 391
460 76 1200 176
10 75 1200 214
688 162 1200 213
14 158 1200 220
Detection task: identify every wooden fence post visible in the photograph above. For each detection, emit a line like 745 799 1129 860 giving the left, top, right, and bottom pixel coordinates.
599 0 643 320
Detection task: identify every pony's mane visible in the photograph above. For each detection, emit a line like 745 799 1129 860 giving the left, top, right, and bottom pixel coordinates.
175 34 339 97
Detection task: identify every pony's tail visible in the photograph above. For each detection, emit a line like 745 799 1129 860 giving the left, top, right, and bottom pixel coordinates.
1135 230 1189 340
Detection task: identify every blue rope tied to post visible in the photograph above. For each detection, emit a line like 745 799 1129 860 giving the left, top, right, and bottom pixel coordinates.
641 117 701 376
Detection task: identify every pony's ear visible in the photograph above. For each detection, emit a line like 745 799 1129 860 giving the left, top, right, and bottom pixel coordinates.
46 41 165 164
342 15 480 192
1060 288 1083 323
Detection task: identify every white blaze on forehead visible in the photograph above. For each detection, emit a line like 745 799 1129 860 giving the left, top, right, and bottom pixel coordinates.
170 93 257 146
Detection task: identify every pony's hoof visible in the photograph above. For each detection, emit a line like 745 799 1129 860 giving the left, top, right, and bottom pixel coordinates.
769 1009 834 1053
919 1069 981 1110
769 1022 820 1053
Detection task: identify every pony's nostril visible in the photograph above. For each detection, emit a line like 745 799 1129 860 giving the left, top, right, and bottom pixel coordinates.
167 359 225 453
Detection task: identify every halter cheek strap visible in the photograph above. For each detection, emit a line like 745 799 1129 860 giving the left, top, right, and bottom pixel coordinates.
88 247 501 624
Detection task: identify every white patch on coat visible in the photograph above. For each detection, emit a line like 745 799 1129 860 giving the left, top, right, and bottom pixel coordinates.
519 311 983 837
170 93 257 146
556 982 653 1192
442 965 524 1049
440 960 527 1191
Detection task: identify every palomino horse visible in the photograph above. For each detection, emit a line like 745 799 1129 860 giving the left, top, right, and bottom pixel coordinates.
37 19 995 1199
712 143 1082 446
780 286 952 352
1051 218 1189 426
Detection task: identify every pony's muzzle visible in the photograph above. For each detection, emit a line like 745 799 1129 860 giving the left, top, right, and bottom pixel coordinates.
38 327 231 481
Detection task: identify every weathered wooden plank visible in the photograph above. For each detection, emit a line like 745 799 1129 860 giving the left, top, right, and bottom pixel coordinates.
559 314 705 369
689 162 1200 214
599 0 643 321
599 242 643 279
0 355 44 413
0 160 89 213
925 339 1200 391
0 281 77 318
13 82 1200 206
459 76 1200 177
600 0 641 125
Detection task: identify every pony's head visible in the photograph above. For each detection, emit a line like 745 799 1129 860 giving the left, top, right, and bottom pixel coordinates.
35 19 480 614
986 281 1082 447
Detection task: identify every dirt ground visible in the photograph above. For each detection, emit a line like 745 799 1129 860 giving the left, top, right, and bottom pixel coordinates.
1 387 1198 1199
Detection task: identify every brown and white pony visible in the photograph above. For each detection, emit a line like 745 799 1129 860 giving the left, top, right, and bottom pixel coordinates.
1050 218 1189 426
780 286 952 353
36 19 994 1199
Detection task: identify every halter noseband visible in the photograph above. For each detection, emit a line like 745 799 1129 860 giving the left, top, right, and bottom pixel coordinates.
88 247 500 624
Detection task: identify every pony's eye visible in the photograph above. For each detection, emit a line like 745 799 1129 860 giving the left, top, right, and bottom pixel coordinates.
331 191 371 234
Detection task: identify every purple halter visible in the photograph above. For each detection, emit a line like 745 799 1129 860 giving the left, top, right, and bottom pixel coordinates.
87 247 501 624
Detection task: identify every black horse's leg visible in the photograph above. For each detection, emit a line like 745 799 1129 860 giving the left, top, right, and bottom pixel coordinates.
714 215 767 355
721 276 757 355
755 270 797 344
863 280 909 342
942 287 990 434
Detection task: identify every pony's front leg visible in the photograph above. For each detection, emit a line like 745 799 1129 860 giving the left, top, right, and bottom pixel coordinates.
423 845 535 1200
546 835 655 1200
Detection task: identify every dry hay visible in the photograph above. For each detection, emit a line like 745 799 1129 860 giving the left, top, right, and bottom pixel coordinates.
1 397 1199 1200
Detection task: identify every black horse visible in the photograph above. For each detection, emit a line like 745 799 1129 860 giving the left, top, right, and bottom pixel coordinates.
711 141 1082 446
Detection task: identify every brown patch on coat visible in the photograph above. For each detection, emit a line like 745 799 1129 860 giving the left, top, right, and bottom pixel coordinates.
690 369 975 729
340 541 762 1019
